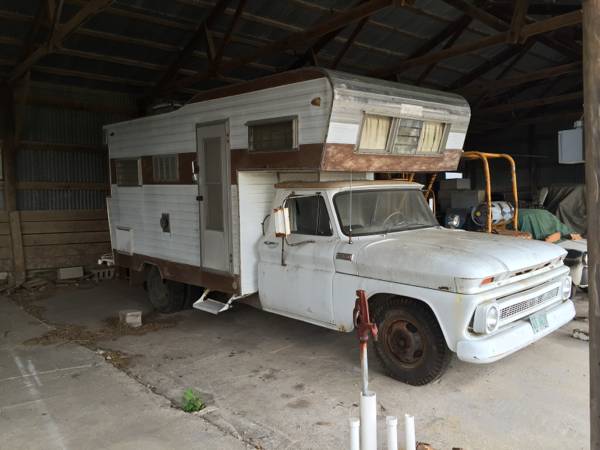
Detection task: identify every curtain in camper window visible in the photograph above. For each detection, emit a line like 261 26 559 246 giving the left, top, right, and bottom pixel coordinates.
419 122 446 153
359 115 391 152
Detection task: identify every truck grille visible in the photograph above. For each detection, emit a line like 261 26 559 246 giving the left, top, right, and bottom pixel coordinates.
499 287 559 320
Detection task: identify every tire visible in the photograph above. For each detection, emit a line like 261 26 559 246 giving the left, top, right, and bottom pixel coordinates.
145 266 185 313
372 297 451 386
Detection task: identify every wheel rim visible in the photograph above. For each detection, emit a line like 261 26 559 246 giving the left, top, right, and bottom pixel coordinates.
384 318 426 367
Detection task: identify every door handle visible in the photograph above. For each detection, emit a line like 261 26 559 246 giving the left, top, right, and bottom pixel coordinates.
263 240 279 247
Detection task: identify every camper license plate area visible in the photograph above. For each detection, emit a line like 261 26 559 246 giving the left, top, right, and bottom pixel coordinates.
530 312 549 334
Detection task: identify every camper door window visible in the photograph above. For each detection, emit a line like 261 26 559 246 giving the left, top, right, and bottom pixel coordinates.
358 114 448 155
247 116 298 152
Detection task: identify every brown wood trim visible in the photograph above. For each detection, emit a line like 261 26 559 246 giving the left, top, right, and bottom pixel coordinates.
231 143 324 184
320 144 463 173
190 68 327 103
114 251 240 294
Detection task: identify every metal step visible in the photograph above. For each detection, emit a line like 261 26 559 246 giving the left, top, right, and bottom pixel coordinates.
192 290 235 315
192 298 232 314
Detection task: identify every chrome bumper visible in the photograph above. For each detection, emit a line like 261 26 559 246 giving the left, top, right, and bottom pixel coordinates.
456 300 575 364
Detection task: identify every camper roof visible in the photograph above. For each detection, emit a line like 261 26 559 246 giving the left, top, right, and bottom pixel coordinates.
274 180 423 190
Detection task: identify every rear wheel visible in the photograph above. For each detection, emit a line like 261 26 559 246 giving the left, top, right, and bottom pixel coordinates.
373 297 451 386
145 266 185 313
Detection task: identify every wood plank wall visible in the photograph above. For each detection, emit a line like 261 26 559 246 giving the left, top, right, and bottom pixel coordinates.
0 209 110 274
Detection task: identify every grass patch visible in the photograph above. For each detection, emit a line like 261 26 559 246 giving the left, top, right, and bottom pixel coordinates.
182 388 205 413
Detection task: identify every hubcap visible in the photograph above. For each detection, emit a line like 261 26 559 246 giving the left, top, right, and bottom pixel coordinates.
385 319 426 366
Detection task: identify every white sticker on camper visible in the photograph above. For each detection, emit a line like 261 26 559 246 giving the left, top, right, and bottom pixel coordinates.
446 132 466 149
399 104 423 117
326 122 360 144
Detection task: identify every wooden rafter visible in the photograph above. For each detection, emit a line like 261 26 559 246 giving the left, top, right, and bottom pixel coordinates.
9 0 114 82
213 0 247 69
477 91 582 115
368 10 582 78
448 41 533 90
176 0 399 93
462 61 581 95
330 16 368 69
507 0 529 44
415 16 472 85
152 0 231 97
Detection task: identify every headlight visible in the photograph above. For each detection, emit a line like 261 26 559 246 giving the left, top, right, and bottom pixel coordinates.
445 213 461 229
473 303 500 334
562 276 573 300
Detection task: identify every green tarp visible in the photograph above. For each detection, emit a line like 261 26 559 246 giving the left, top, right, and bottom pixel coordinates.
517 208 574 240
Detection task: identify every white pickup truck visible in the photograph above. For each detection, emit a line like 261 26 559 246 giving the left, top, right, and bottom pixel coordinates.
253 180 575 385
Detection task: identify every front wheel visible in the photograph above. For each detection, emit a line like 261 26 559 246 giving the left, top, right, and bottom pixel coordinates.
145 266 185 313
373 298 451 386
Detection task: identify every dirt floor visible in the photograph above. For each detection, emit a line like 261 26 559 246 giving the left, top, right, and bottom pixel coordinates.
1 279 590 449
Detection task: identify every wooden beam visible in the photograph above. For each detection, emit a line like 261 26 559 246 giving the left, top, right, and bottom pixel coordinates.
470 110 582 132
507 0 529 43
477 91 582 114
152 0 232 97
461 61 582 95
415 16 472 85
368 10 582 77
449 41 533 90
9 0 113 82
583 1 600 448
330 16 368 69
177 0 397 92
213 0 247 69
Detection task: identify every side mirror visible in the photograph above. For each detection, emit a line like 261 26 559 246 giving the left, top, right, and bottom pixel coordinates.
273 207 290 237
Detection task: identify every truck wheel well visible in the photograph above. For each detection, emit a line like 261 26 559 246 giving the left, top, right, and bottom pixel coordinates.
367 293 439 327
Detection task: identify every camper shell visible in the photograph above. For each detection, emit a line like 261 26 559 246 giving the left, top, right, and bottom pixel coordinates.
105 69 575 385
105 68 470 295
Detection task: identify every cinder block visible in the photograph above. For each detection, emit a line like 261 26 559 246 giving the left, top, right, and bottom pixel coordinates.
119 309 142 328
57 266 84 280
439 178 471 190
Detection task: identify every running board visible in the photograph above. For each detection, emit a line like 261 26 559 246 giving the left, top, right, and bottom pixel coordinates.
192 290 238 315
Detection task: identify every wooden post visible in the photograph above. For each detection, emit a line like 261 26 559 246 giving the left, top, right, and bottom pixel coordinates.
583 1 600 448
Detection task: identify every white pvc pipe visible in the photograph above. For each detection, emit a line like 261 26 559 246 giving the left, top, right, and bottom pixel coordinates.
405 414 416 450
360 392 377 450
349 418 360 450
386 416 398 450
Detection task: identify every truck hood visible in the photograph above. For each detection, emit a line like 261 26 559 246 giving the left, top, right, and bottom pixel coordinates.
347 227 566 291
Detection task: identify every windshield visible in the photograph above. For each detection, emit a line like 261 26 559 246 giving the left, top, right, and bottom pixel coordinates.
333 189 438 236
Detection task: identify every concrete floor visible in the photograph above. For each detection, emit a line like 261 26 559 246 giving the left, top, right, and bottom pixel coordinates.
0 280 590 449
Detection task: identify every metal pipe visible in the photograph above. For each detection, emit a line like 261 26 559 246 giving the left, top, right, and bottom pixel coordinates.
405 414 416 450
360 341 369 395
360 392 377 450
386 416 398 450
349 418 360 450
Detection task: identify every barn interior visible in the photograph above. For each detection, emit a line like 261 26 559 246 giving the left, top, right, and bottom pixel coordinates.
0 1 596 449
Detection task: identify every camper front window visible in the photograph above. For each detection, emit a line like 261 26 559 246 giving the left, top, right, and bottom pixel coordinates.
358 114 447 155
248 117 297 152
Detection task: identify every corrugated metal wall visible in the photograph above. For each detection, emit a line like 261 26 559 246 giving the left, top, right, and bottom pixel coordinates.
15 84 135 210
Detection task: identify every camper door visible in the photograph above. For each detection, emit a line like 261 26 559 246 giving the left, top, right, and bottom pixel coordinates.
196 121 232 273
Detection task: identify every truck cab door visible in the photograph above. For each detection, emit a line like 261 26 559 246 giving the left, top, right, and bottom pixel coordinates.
258 194 336 325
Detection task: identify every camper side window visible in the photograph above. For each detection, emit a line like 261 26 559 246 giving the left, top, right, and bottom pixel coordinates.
115 159 141 186
285 195 332 236
358 114 448 155
152 155 179 183
248 117 297 152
